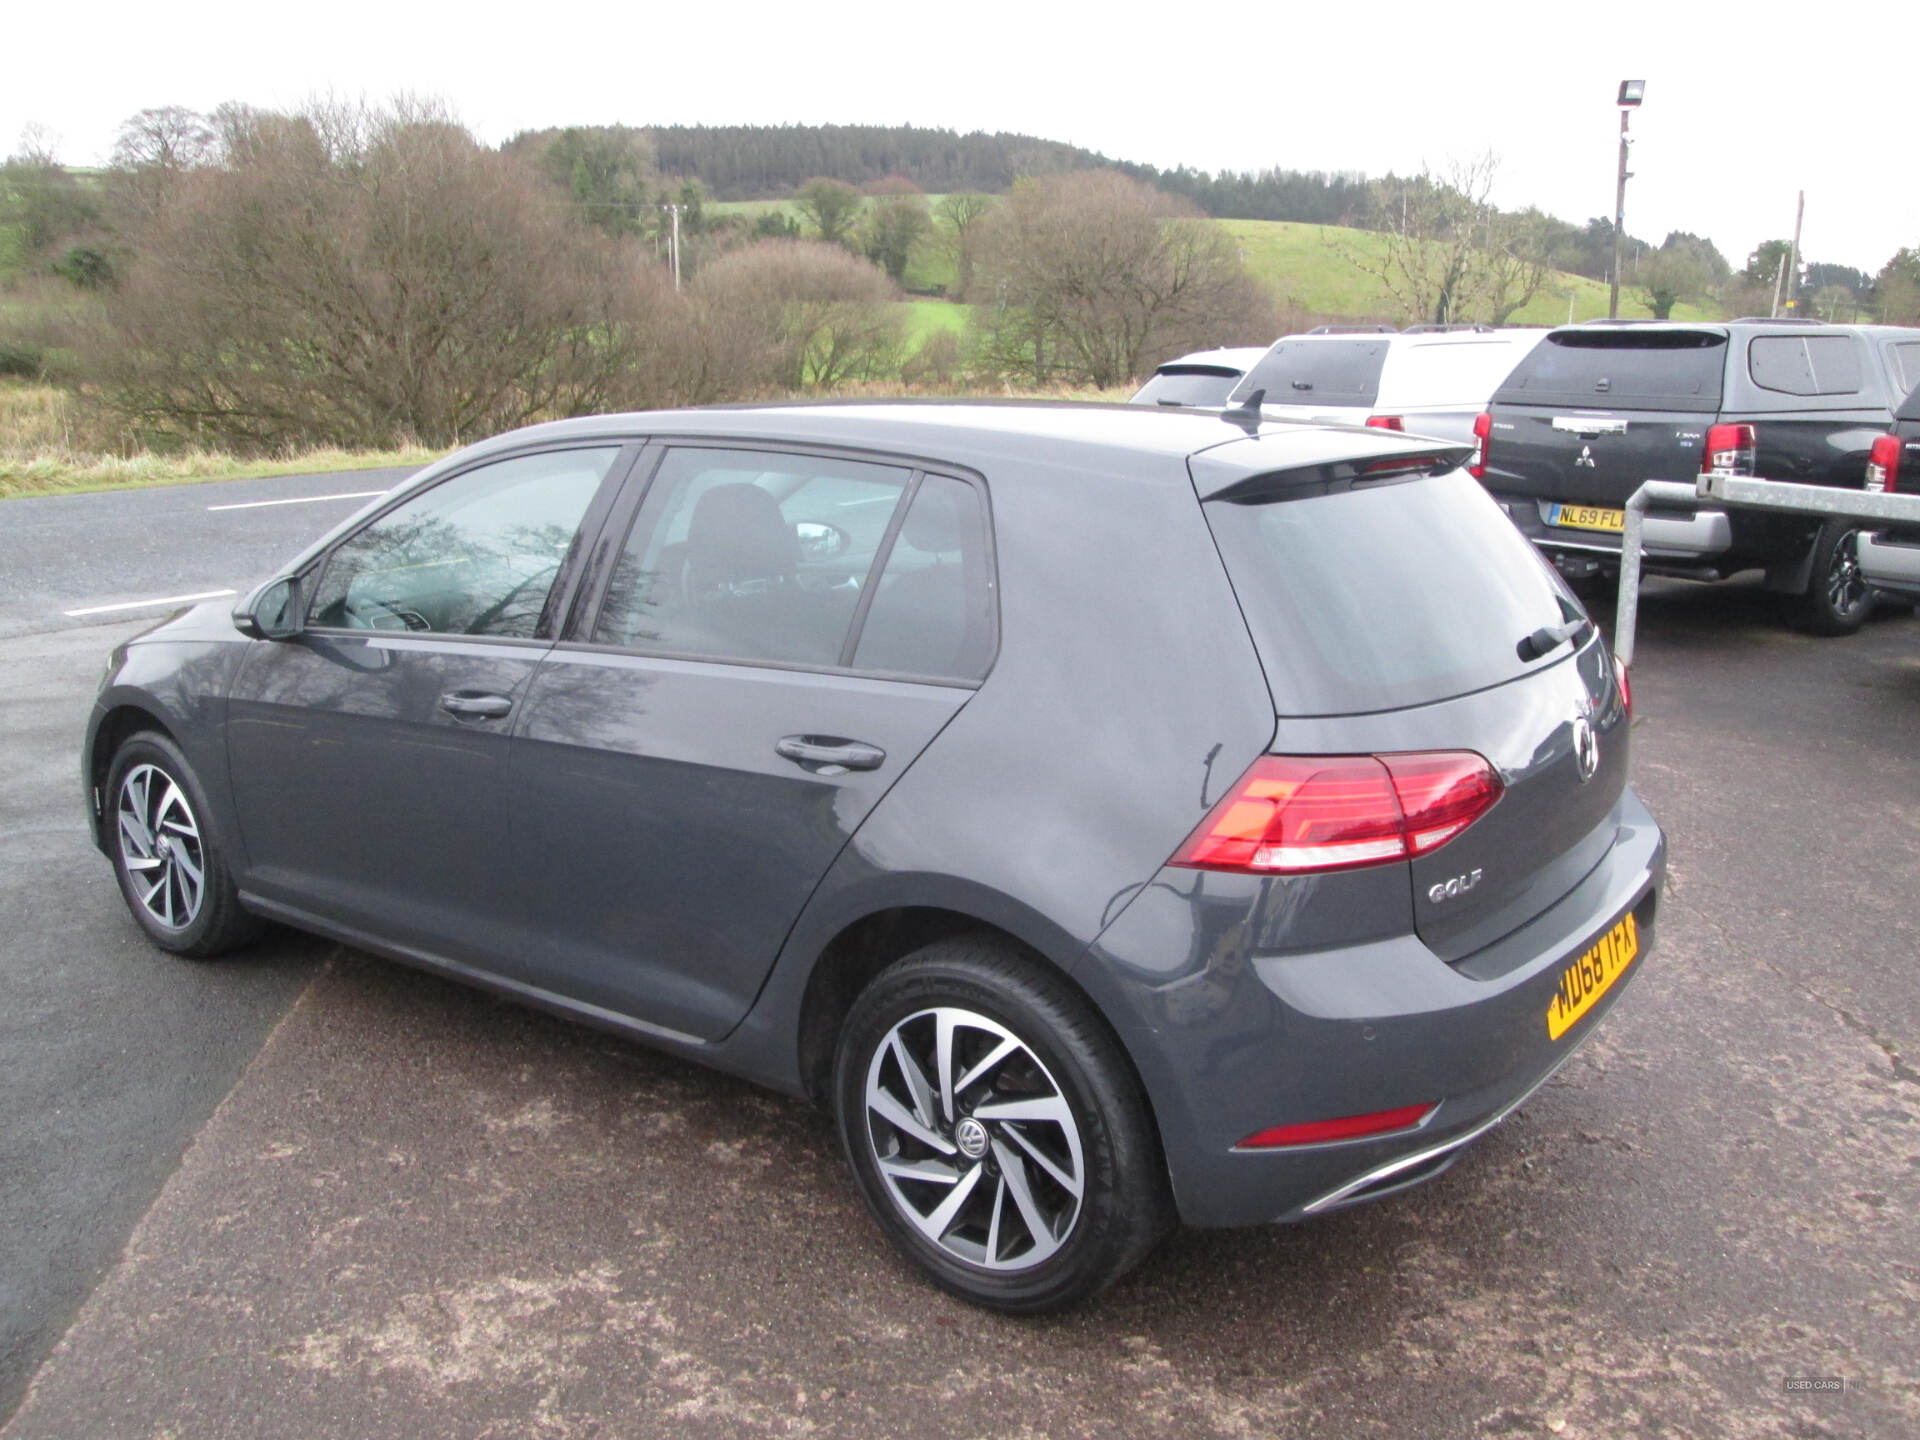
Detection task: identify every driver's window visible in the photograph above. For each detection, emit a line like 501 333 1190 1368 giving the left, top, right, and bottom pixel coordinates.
308 447 620 638
592 447 910 666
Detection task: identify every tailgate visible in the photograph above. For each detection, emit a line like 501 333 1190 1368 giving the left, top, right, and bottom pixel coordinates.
1486 405 1706 509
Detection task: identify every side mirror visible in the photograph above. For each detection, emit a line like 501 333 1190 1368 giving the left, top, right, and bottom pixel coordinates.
233 576 304 640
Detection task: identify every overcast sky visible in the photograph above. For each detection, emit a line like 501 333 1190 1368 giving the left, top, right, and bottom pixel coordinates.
6 0 1907 276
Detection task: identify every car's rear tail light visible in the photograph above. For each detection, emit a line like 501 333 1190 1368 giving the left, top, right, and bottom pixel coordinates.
1169 752 1502 876
1614 654 1632 718
1469 411 1492 479
1702 422 1756 477
1866 433 1902 493
1366 415 1405 430
1236 1102 1437 1149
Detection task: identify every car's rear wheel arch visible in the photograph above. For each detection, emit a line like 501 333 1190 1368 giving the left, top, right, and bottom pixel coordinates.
795 908 1166 1176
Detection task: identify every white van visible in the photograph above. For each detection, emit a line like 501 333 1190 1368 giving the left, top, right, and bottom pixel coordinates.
1227 326 1548 445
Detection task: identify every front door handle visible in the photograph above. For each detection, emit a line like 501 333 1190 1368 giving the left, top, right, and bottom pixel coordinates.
776 735 886 772
440 690 514 721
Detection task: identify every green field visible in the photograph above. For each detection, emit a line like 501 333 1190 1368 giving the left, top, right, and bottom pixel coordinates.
1220 219 1721 325
716 205 1720 333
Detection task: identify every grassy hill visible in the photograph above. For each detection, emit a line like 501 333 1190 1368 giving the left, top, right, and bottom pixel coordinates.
714 203 1720 333
1219 220 1721 326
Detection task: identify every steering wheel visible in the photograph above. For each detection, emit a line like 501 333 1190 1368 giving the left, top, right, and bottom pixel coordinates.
467 564 559 637
343 597 431 632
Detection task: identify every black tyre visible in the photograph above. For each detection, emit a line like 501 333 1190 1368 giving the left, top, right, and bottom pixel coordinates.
1785 521 1873 636
832 938 1172 1313
105 731 261 957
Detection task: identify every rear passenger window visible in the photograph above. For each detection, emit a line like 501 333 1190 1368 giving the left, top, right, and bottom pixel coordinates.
592 448 910 668
1750 335 1864 396
1232 339 1389 407
852 475 995 682
1887 342 1920 397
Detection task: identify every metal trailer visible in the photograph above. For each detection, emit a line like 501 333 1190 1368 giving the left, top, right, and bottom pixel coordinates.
1613 475 1920 666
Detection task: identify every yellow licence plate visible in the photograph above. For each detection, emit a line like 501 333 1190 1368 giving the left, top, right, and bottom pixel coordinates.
1547 504 1627 532
1546 913 1639 1040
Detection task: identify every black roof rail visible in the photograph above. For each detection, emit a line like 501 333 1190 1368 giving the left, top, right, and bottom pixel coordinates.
1401 323 1496 334
1304 324 1396 335
1577 318 1660 325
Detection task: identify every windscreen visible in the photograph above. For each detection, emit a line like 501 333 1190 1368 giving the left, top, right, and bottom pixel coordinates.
1230 338 1390 408
1204 469 1579 716
1132 367 1244 408
1494 330 1726 412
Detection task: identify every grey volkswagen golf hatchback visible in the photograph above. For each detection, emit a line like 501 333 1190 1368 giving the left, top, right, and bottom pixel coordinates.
86 402 1664 1312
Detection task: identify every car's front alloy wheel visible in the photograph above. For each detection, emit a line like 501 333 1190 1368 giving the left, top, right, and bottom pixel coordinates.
106 731 260 957
117 762 206 931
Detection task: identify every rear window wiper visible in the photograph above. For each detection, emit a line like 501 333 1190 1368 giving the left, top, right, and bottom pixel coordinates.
1516 616 1592 663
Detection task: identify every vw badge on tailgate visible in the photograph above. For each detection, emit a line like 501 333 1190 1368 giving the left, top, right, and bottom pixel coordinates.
1572 715 1599 783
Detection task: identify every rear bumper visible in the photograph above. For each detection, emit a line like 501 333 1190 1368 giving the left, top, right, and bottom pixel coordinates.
1860 529 1920 601
1491 493 1733 563
1079 788 1665 1228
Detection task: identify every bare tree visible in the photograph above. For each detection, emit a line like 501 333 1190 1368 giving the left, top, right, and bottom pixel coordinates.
694 239 903 389
1337 155 1548 326
933 192 993 297
111 107 217 173
75 99 695 450
971 171 1275 387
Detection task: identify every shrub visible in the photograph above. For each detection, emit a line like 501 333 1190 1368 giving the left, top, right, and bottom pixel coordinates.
694 240 903 390
971 171 1276 386
74 100 692 452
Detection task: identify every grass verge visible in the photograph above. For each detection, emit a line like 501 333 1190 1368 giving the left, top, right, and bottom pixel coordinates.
0 384 445 499
2 378 1133 500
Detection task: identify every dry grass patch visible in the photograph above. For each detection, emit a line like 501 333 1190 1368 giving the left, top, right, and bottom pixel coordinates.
0 385 444 499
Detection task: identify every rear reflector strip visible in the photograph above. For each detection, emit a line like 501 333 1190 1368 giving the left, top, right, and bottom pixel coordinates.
1237 1102 1437 1150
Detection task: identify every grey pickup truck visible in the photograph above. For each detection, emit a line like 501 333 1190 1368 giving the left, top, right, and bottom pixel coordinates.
1475 319 1920 633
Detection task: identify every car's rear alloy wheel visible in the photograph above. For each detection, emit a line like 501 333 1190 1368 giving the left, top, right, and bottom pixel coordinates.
863 1005 1085 1270
834 939 1171 1312
106 732 260 957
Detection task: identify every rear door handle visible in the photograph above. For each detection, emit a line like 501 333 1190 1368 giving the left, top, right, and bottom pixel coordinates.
776 735 886 772
440 691 514 721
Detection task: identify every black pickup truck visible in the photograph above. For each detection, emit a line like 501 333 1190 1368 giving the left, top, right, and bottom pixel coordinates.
1857 381 1920 604
1476 320 1920 633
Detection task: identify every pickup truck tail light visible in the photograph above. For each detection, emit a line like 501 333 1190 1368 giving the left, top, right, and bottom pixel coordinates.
1702 423 1755 477
1866 433 1902 493
1469 412 1492 479
1366 415 1405 431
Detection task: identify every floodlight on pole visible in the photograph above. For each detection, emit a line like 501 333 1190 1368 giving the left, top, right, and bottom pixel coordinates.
1608 80 1645 319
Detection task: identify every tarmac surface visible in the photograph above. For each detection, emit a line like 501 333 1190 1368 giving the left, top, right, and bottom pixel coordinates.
1 471 1915 1439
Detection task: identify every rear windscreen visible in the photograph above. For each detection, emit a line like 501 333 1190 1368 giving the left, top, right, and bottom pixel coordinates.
1204 469 1577 716
1230 338 1390 408
1132 368 1243 408
1494 330 1726 413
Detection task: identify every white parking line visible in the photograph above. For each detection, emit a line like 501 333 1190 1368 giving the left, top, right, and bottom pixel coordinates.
64 589 238 617
206 490 386 512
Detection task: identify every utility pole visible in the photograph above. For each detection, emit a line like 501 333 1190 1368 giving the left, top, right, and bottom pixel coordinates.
1609 81 1644 319
1782 190 1804 316
662 203 684 290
